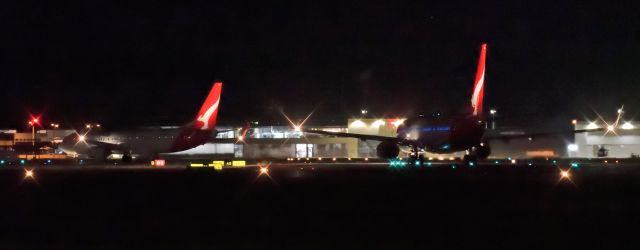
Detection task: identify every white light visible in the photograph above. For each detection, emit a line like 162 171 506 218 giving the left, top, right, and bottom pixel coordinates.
618 109 623 114
238 135 244 141
361 109 368 115
260 167 269 175
371 120 385 127
607 125 615 132
621 122 634 130
25 169 34 178
567 144 578 152
490 109 497 115
586 122 598 130
78 135 86 142
560 170 570 179
511 159 516 164
391 119 405 127
294 125 302 132
350 120 366 128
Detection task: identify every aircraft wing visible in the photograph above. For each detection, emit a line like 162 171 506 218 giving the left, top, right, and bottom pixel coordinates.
83 139 130 152
302 129 418 146
483 128 605 141
303 129 407 143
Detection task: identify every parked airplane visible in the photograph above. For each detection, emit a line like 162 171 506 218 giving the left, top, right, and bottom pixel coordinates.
59 82 244 161
305 44 599 163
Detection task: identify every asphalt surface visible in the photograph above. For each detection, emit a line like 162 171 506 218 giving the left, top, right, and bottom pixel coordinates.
1 162 639 249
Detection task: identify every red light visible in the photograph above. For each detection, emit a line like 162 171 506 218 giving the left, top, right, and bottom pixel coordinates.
154 159 166 167
28 114 41 125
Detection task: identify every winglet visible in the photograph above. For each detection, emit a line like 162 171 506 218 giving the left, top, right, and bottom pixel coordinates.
470 43 487 117
194 82 223 130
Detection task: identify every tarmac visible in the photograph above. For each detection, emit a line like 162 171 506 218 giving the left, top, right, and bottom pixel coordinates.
0 160 639 249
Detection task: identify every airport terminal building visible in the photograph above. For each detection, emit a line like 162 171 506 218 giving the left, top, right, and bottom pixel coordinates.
571 121 640 158
3 119 640 160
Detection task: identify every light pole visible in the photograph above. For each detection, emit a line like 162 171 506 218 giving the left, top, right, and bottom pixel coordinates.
489 109 497 130
29 117 40 159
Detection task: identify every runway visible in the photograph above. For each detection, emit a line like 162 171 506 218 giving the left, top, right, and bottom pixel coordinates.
1 159 640 248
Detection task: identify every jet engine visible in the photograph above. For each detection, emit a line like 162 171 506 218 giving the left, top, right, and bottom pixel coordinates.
89 146 110 160
376 140 400 159
475 143 491 160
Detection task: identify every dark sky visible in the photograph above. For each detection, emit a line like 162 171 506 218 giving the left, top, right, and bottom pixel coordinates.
2 0 640 129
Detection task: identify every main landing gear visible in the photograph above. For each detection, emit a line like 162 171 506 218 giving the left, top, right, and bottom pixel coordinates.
463 143 491 167
407 146 425 167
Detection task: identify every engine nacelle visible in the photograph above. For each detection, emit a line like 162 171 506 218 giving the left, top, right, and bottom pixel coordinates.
376 140 400 159
475 143 491 160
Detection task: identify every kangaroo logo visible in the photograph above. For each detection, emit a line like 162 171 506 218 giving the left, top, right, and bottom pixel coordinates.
196 98 220 130
471 68 484 116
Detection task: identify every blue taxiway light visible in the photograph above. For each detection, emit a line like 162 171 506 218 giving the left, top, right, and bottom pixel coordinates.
389 160 407 168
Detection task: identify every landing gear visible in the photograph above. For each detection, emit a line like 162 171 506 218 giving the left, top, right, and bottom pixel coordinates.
408 146 425 168
464 143 491 167
122 154 133 163
463 154 477 167
474 143 491 160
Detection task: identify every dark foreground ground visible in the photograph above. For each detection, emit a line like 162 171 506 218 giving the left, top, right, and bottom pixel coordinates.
1 163 639 249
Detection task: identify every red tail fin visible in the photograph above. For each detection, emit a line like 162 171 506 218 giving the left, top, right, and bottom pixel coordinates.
470 43 487 117
238 122 250 141
194 82 223 130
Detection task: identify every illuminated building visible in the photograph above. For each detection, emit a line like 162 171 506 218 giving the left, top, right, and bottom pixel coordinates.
573 120 640 158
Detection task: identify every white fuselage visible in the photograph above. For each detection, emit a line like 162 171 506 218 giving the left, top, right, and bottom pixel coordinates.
59 128 194 158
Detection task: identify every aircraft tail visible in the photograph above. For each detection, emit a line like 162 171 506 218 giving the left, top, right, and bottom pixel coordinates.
194 82 223 130
470 43 487 117
170 82 223 152
238 122 251 141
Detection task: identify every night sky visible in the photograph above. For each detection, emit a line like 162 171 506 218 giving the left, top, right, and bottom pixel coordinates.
2 1 640 129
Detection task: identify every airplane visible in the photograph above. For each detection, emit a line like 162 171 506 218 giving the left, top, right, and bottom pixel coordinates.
59 81 247 161
304 44 600 163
